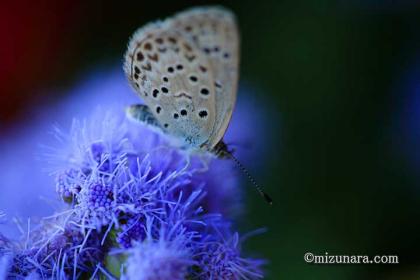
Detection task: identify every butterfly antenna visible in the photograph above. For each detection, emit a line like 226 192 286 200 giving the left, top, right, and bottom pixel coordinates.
227 152 273 205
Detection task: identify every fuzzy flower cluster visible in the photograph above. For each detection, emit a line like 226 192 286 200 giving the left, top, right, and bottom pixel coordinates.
0 102 265 279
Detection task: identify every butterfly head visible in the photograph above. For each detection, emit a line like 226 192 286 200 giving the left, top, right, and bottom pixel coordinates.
208 141 232 158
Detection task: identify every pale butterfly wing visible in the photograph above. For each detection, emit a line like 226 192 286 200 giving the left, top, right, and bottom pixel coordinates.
124 22 218 148
169 7 239 149
124 6 239 151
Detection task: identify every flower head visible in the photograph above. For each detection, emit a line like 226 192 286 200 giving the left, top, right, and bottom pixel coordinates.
124 240 192 280
2 216 105 279
122 217 195 280
0 68 269 279
115 189 199 278
116 216 145 249
48 106 239 231
193 222 265 280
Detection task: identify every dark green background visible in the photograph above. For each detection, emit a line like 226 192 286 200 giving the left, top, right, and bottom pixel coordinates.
5 1 420 279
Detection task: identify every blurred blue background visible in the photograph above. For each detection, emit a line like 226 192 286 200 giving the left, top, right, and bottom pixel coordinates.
1 1 420 279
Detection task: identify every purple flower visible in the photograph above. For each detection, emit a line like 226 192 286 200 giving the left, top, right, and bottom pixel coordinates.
189 160 240 216
191 221 265 280
116 216 145 249
121 217 195 280
3 217 105 279
47 106 239 231
0 67 270 279
123 240 192 280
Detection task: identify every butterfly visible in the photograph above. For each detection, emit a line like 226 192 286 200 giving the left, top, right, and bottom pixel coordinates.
124 6 272 204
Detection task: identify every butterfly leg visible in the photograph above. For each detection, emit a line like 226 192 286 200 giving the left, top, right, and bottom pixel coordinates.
193 153 210 173
126 104 162 129
178 152 210 174
178 152 192 176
